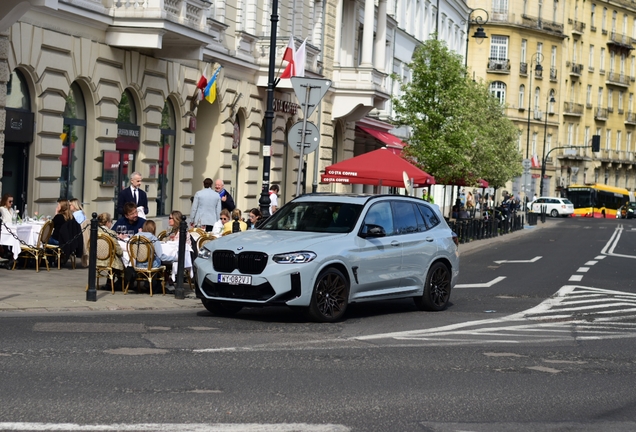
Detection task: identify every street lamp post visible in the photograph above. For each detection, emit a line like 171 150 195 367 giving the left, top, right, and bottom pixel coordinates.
539 94 556 197
463 8 489 67
259 0 279 219
525 53 544 160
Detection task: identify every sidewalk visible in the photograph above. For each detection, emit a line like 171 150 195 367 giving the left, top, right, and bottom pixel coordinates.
0 221 551 314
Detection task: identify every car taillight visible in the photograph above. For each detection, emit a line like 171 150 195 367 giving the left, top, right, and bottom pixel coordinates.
451 232 459 248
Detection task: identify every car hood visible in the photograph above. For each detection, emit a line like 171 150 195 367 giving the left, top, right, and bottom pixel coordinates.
205 230 346 252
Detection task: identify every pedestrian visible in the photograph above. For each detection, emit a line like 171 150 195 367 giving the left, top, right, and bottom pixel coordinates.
422 189 434 204
214 179 235 212
269 184 279 215
190 178 222 231
116 172 149 217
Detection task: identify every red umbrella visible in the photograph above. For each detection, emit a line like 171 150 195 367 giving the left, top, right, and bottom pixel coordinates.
321 148 435 188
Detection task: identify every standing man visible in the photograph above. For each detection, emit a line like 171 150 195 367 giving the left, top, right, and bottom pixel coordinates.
269 184 279 214
117 172 149 217
214 179 235 212
191 178 222 231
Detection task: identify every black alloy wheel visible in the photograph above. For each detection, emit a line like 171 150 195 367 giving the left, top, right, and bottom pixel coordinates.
414 261 451 311
307 267 349 322
201 298 243 316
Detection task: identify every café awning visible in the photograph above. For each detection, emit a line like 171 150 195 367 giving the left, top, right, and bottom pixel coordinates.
321 148 435 187
357 126 405 155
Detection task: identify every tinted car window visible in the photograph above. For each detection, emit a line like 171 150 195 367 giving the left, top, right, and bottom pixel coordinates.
563 199 573 205
392 201 419 235
363 202 394 236
418 203 440 229
259 201 363 233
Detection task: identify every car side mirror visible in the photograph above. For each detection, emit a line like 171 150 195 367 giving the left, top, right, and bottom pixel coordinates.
359 223 386 238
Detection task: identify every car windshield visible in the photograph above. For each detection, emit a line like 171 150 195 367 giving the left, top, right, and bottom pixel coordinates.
260 201 364 233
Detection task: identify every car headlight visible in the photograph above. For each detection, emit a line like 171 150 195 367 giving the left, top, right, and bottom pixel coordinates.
272 251 317 264
198 248 211 259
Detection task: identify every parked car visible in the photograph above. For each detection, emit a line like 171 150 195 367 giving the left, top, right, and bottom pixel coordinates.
527 197 574 217
616 202 636 219
194 194 460 322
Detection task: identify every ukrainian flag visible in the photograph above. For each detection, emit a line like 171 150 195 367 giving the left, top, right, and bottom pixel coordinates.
204 66 222 104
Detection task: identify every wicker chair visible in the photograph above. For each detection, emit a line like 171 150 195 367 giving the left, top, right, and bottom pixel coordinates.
125 235 166 296
157 230 168 241
188 227 206 243
95 233 121 294
13 220 54 272
197 233 216 251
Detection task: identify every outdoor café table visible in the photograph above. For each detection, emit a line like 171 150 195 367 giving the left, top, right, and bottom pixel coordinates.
0 221 44 260
119 238 192 282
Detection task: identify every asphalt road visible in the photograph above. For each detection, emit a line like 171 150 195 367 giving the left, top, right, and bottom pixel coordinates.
1 217 636 432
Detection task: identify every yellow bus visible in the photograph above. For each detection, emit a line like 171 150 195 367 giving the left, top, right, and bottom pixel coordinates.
566 184 634 218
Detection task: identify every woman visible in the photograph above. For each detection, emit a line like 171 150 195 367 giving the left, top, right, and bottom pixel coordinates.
97 212 124 271
69 199 86 223
137 220 170 268
223 209 248 235
248 208 263 229
166 210 191 246
212 209 230 238
0 193 13 224
49 200 73 245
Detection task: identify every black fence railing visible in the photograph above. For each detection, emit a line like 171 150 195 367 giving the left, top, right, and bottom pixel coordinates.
447 212 525 244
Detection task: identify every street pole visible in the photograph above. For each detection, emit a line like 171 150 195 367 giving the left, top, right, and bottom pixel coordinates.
540 95 556 197
259 0 278 219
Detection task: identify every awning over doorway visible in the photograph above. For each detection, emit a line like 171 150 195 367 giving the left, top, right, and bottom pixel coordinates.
321 148 435 187
357 126 405 155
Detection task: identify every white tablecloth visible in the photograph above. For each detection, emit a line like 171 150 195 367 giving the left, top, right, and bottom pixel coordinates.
119 239 192 282
1 222 44 259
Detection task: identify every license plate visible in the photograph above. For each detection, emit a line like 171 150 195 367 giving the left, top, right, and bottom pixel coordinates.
218 274 252 285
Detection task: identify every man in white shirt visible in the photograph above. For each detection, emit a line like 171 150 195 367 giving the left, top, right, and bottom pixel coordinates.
269 184 279 215
116 172 149 217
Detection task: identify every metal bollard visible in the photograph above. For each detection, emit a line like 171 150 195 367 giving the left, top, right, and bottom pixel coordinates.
174 214 187 300
86 213 98 302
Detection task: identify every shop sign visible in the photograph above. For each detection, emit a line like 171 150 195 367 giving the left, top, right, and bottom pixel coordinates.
115 123 140 151
5 109 34 143
273 99 299 115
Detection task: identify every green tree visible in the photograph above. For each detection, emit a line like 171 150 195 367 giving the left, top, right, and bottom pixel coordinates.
392 38 521 187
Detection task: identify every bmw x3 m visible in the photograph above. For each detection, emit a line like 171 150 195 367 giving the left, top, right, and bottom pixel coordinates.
194 194 460 322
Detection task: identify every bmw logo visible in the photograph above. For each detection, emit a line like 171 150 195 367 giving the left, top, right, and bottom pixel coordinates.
236 246 244 251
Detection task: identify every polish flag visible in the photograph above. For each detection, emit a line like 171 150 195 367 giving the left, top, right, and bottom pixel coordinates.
280 36 296 79
294 38 307 78
531 154 540 168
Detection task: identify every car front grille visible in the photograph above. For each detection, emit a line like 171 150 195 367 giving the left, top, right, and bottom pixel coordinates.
200 278 275 301
212 250 269 275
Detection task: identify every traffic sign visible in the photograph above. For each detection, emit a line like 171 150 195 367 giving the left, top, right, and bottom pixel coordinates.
522 158 532 170
287 121 320 154
290 77 331 118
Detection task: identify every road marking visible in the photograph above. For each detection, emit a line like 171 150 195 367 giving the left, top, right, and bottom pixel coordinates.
454 276 506 289
595 256 606 260
569 275 583 281
577 267 590 273
585 261 598 265
0 424 351 432
494 256 542 264
601 225 636 259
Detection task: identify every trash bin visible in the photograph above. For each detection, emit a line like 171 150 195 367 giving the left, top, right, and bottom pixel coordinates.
527 212 538 226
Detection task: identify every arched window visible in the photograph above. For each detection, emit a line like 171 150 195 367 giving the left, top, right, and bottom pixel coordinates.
60 82 87 201
115 90 140 214
157 99 176 216
518 84 525 108
489 81 506 104
534 86 541 109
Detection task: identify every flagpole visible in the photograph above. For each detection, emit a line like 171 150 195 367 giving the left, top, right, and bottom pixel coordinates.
260 0 278 219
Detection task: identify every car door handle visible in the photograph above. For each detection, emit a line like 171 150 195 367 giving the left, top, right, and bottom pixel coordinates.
425 237 434 242
390 241 400 247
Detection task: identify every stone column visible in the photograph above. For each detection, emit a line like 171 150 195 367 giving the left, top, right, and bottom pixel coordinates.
360 0 375 67
333 0 343 66
0 30 8 195
373 0 387 72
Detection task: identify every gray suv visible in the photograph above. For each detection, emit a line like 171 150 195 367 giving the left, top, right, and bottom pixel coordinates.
194 194 460 322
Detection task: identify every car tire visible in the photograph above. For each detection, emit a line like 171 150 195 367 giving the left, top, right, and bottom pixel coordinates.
307 267 349 323
201 298 243 316
414 262 451 312
550 209 559 217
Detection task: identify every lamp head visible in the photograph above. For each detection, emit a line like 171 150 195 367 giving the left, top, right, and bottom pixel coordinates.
472 27 488 44
549 96 556 103
535 63 543 73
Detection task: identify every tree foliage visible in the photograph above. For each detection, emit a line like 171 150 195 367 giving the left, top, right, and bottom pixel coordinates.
392 38 522 188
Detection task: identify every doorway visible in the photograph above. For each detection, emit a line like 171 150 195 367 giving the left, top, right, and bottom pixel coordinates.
1 142 28 212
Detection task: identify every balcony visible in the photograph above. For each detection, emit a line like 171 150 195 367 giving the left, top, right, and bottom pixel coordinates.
608 31 633 50
563 102 584 116
595 107 608 121
105 0 217 59
487 58 511 73
625 112 636 125
569 63 583 77
568 19 586 35
606 72 630 87
519 62 528 75
521 14 564 34
331 66 389 121
550 67 558 81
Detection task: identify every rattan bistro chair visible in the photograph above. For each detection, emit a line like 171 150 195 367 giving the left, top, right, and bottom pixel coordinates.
125 235 166 296
157 230 168 241
13 220 54 272
197 233 216 251
95 233 121 294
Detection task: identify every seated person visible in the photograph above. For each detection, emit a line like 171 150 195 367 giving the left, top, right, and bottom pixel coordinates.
112 202 146 235
97 212 124 271
212 209 230 238
457 206 470 219
222 209 248 235
134 220 171 268
248 208 264 229
69 198 86 224
0 193 13 223
166 210 191 247
49 199 73 245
